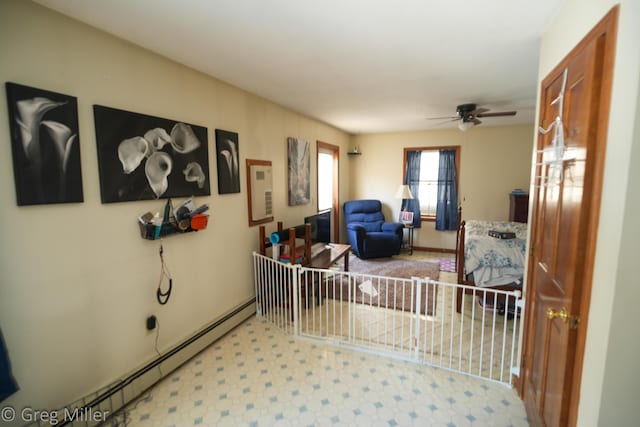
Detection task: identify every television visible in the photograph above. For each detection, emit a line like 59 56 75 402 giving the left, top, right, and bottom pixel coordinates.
304 209 331 244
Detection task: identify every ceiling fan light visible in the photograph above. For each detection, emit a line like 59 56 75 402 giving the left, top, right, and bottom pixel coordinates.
458 121 473 132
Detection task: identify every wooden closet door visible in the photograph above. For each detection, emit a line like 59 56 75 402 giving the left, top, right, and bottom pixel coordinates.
521 7 617 427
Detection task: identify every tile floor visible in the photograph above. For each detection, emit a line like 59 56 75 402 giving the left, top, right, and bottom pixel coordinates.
120 316 529 426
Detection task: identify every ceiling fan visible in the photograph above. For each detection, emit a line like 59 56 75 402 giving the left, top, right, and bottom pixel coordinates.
429 103 517 131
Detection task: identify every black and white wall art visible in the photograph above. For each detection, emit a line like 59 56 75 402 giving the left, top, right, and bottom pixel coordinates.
287 137 310 206
215 129 240 194
5 82 84 205
93 105 210 203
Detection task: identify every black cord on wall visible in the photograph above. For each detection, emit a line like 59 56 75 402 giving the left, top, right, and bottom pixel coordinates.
156 244 172 305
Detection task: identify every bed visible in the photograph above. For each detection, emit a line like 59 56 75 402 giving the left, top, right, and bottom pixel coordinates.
455 219 527 312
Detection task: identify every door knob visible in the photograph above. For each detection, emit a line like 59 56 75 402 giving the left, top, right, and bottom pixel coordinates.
546 306 569 322
546 306 580 329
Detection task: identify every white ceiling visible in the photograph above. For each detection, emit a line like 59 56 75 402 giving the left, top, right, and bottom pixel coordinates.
34 0 563 134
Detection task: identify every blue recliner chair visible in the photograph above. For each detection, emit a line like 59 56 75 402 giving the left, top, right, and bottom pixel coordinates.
344 200 404 259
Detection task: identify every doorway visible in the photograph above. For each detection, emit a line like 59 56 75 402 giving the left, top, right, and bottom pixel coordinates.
317 141 340 243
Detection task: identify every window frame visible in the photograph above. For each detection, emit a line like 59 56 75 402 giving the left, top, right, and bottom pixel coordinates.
402 145 461 222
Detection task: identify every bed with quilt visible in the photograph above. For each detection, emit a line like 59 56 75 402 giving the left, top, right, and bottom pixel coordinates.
455 219 527 312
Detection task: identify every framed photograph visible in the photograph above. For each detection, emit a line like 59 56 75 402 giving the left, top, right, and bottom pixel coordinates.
215 129 240 194
246 159 273 226
287 137 310 206
93 105 210 203
400 210 414 225
5 82 84 205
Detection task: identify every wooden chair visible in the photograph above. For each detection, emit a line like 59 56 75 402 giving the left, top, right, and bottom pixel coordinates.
259 222 311 265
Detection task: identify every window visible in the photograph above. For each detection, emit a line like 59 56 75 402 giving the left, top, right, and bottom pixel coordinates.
403 146 460 221
316 141 340 242
317 151 334 211
417 150 440 216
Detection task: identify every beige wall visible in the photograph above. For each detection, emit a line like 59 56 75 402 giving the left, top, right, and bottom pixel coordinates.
351 125 534 249
538 0 640 425
0 0 350 416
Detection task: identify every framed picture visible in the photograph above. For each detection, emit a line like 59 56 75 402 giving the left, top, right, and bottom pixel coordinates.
215 129 240 194
5 82 84 205
93 105 210 203
400 210 414 225
287 137 310 206
246 159 273 226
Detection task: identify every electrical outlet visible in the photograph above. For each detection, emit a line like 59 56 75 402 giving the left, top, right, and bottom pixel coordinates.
146 315 157 331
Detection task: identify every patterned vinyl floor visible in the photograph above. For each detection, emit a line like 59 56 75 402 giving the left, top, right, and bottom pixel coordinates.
119 316 528 426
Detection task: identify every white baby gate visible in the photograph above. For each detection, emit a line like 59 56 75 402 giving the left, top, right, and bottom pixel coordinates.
253 252 522 386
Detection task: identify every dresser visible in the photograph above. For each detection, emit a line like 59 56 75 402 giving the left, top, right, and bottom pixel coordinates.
509 193 529 223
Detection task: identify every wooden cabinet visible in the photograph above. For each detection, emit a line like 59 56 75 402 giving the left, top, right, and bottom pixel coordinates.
509 193 529 223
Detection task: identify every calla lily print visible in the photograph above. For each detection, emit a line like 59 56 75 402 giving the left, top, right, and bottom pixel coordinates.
5 82 84 205
93 105 210 203
214 129 240 194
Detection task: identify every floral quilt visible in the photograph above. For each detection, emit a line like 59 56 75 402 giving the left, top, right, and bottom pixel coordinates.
464 220 527 274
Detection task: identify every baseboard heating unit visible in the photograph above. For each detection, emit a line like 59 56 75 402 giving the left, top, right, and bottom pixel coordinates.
49 298 255 427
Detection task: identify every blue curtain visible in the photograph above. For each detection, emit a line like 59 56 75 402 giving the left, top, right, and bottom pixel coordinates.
435 149 458 230
0 327 18 402
402 151 422 228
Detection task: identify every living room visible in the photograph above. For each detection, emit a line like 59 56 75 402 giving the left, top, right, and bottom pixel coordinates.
1 1 639 426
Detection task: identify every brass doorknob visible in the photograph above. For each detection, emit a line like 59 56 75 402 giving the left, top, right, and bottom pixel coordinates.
546 306 569 322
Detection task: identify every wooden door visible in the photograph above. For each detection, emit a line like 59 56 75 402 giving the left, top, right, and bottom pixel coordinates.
521 7 617 427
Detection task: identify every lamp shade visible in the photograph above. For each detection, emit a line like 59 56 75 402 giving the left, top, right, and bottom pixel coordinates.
458 121 473 132
395 184 414 199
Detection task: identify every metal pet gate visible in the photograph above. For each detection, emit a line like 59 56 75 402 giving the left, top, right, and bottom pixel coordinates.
253 252 523 386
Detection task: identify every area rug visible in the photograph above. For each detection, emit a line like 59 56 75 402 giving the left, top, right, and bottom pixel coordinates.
439 258 457 273
349 255 440 280
321 255 439 316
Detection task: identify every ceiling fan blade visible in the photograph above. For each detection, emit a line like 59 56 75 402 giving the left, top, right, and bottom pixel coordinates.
476 111 517 118
432 118 461 126
472 118 482 125
427 115 460 120
471 107 490 115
